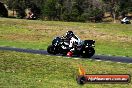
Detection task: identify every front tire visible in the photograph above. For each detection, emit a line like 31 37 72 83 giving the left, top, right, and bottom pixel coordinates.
47 45 58 55
126 21 131 24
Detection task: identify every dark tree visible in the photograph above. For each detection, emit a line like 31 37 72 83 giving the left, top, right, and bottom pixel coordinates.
3 0 132 22
0 2 8 17
43 0 57 20
6 0 26 18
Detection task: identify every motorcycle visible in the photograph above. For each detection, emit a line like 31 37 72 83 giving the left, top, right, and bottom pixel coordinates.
121 17 131 24
47 37 95 58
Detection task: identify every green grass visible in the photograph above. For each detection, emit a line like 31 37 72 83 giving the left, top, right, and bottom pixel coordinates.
0 18 132 57
0 51 132 88
0 40 48 50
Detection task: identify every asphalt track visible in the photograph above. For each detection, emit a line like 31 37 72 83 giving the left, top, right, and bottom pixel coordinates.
0 47 132 63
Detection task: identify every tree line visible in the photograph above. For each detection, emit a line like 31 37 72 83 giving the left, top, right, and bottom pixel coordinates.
1 0 132 22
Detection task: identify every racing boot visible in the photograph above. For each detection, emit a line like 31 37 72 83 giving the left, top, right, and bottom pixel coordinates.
67 51 73 57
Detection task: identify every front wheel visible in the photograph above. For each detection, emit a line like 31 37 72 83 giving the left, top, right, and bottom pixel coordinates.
81 47 95 58
47 45 58 55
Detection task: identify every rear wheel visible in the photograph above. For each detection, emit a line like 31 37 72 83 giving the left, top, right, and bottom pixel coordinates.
81 47 95 58
47 45 58 55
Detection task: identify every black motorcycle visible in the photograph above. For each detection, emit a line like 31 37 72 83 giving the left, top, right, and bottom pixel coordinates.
47 37 95 58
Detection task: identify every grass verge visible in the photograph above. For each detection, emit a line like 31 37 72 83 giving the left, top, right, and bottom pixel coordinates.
0 51 132 88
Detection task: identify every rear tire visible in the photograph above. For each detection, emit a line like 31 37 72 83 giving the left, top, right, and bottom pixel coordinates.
81 47 95 58
121 21 124 24
47 45 58 55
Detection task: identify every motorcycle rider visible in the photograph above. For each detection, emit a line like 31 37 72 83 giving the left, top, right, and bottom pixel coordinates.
64 31 82 56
